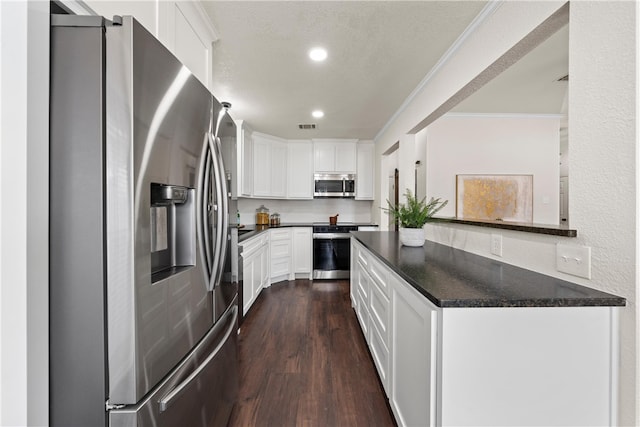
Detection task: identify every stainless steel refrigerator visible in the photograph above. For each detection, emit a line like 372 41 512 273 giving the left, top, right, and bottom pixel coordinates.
49 14 239 427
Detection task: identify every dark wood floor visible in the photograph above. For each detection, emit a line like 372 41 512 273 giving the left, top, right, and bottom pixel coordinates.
228 279 396 427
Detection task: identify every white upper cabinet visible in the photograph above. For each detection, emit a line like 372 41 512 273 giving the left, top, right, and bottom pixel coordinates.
313 139 357 174
287 140 313 199
84 1 217 91
252 134 271 197
236 120 253 197
252 132 287 198
270 140 287 198
236 132 373 200
157 2 218 90
356 141 375 200
83 2 158 35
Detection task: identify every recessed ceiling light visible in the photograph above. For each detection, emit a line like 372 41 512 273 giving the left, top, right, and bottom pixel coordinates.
312 110 324 118
309 47 327 62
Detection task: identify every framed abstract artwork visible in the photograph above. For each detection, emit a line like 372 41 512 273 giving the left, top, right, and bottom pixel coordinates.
456 174 533 222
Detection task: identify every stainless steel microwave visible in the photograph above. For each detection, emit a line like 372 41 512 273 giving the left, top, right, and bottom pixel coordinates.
314 173 356 198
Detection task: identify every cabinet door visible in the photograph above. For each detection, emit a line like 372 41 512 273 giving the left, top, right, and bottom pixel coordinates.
260 243 270 288
158 2 216 90
239 123 253 197
355 261 371 341
313 142 335 173
171 4 210 88
350 239 360 308
287 142 313 199
390 273 438 427
270 141 287 198
84 1 157 37
242 251 257 316
252 136 271 197
335 142 356 173
292 228 312 274
356 143 374 200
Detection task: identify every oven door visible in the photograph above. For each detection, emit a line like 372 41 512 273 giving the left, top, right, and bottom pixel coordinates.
312 233 351 279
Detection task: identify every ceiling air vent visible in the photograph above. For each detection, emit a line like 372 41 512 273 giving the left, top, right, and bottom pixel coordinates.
298 123 317 130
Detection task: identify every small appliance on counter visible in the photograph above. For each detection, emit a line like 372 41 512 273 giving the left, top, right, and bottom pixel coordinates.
256 205 270 225
270 213 281 226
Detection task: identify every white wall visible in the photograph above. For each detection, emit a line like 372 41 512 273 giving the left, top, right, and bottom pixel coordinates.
0 1 50 425
424 113 560 224
238 198 372 225
374 1 637 424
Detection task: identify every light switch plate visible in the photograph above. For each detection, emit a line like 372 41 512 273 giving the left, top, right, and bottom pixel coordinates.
556 243 591 279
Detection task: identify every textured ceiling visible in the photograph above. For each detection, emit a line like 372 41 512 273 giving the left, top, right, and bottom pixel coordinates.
201 1 488 140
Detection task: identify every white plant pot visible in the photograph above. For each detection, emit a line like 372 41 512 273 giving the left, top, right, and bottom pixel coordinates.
399 227 425 247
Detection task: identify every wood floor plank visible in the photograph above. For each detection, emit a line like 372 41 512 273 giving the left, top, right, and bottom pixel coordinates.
228 279 396 427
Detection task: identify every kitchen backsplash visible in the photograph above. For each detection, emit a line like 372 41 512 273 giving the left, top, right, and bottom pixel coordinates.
237 198 374 224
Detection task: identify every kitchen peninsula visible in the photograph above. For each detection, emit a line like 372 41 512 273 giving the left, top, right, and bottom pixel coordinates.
350 231 625 427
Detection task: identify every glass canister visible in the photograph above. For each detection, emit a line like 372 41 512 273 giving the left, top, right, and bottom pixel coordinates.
256 205 270 225
270 213 281 226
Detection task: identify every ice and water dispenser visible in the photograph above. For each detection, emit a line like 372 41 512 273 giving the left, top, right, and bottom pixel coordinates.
150 183 196 282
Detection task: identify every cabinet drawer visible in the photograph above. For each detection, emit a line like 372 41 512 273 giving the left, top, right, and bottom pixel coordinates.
270 228 291 241
369 321 390 394
271 240 290 258
356 287 369 341
356 261 369 304
241 233 268 257
357 246 369 269
271 257 290 277
369 256 390 297
369 277 390 347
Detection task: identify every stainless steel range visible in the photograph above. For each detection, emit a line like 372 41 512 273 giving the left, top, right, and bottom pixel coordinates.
312 224 358 279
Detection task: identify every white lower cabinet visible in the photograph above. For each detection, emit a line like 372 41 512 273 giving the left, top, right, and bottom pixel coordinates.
368 267 391 393
390 272 438 427
241 233 270 316
292 227 312 279
353 238 437 426
270 228 292 283
355 261 370 342
269 227 313 284
351 237 618 427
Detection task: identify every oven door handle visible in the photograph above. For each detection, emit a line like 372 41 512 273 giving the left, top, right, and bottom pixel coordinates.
313 233 352 239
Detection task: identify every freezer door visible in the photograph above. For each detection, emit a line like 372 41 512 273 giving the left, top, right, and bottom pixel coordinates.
110 303 239 427
106 17 227 404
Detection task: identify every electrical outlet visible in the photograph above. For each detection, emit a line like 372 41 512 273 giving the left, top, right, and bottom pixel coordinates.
491 234 503 257
556 243 591 279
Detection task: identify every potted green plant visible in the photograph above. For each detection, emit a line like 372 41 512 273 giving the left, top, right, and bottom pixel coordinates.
383 189 448 246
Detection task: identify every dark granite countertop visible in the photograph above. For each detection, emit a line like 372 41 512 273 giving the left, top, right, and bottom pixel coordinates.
431 217 577 237
238 222 378 242
351 231 625 308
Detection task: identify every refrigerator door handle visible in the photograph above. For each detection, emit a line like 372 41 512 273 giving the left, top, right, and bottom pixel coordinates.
207 132 224 291
157 305 238 413
212 135 229 288
196 134 213 286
